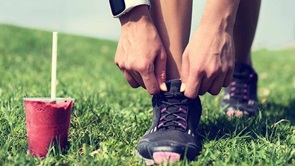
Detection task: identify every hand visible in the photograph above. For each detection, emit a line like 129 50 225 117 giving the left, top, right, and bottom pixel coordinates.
115 6 167 95
181 25 235 99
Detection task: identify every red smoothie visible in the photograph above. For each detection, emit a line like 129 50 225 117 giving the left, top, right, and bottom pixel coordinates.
24 98 74 157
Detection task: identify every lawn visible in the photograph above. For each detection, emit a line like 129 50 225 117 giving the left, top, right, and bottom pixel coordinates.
0 24 294 165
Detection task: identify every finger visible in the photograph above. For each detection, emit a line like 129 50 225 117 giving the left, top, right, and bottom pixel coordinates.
129 71 145 88
155 51 167 91
198 77 214 95
184 71 203 99
223 65 234 87
122 70 140 88
180 51 190 92
140 65 160 95
116 64 140 88
208 75 225 95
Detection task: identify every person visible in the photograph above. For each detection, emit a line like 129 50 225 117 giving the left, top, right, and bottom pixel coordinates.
109 0 260 164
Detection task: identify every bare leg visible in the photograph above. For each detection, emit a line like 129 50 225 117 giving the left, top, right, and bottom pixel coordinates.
234 0 261 66
150 0 192 80
223 0 261 117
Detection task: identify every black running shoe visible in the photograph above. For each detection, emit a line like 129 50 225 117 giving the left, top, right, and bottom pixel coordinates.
136 80 202 165
221 62 259 116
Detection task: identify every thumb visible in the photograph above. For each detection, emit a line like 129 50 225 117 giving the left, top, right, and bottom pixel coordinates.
155 51 167 91
180 51 189 92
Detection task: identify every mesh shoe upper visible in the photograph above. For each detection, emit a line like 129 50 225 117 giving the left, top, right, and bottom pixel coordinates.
136 80 202 160
221 62 259 116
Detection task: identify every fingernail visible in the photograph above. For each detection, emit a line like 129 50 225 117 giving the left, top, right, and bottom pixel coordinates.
180 83 186 92
160 83 167 92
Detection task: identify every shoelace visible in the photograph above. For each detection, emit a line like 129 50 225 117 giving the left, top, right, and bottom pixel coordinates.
157 93 190 131
229 73 255 101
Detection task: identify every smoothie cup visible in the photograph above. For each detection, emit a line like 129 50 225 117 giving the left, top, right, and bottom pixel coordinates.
23 98 74 157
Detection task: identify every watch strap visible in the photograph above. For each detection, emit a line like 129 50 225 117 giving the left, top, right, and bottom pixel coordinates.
113 0 151 18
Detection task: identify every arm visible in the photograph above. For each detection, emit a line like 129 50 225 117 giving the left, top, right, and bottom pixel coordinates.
181 0 240 98
115 5 167 94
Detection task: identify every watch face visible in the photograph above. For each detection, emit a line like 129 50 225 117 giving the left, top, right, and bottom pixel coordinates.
110 0 126 16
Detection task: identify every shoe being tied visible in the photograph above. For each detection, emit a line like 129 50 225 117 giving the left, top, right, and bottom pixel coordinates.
221 62 259 117
136 80 202 165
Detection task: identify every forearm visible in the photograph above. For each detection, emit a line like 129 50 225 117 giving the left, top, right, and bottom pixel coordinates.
200 0 240 32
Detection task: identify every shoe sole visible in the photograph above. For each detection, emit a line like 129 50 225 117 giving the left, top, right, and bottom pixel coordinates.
135 150 180 165
226 109 249 117
222 104 257 117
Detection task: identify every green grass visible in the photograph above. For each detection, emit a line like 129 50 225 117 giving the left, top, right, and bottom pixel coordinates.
0 24 295 165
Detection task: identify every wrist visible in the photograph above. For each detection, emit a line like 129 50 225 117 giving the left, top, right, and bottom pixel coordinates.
199 15 235 34
199 0 240 33
119 5 152 26
110 0 150 18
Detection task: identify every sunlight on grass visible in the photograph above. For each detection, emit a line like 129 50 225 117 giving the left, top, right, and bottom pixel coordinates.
0 24 295 165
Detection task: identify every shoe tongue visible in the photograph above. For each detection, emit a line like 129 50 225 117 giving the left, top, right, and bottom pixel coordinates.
165 80 183 103
166 80 181 92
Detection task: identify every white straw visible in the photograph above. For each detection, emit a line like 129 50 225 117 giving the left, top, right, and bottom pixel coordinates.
51 32 58 99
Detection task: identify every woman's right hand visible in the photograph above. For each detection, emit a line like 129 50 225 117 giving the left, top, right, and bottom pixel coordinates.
115 6 167 94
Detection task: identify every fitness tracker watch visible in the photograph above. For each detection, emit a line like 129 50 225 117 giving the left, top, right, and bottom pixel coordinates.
109 0 151 18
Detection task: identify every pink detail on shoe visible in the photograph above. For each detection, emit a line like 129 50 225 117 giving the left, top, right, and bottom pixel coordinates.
243 96 248 99
226 110 235 116
231 81 236 85
178 123 186 129
250 73 254 78
230 93 235 97
179 108 187 113
226 110 249 117
177 116 186 122
152 152 181 165
158 123 164 128
161 108 166 113
160 115 166 121
230 87 236 91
